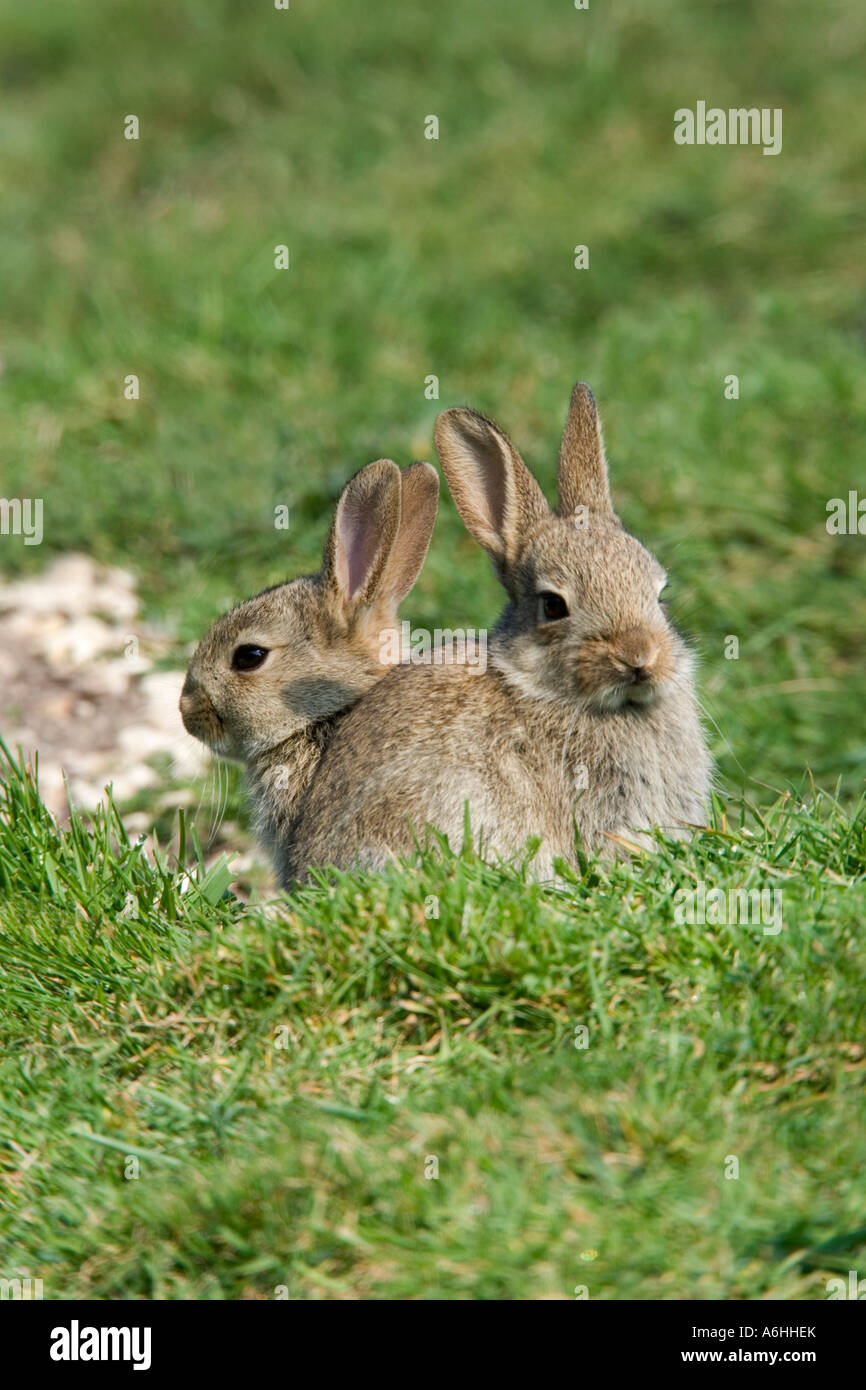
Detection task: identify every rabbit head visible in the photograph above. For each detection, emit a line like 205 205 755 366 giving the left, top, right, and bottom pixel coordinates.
179 458 439 762
434 383 684 715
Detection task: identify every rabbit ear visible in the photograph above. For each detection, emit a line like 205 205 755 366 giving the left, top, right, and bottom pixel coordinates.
374 461 439 606
322 458 403 615
434 408 548 571
556 382 615 517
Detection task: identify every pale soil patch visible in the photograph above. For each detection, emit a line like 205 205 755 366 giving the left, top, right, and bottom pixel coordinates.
0 553 206 815
0 554 269 892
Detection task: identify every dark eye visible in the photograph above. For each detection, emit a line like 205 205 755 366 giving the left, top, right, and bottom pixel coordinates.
231 645 269 672
537 592 569 623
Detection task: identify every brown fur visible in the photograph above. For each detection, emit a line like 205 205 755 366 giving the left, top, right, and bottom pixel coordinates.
179 458 439 861
286 384 712 882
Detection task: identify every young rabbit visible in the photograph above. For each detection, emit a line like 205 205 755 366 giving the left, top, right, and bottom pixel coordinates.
286 383 712 881
179 457 439 877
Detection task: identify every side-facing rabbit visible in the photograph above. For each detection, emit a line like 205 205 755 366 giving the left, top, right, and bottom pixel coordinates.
286 383 712 881
179 456 439 879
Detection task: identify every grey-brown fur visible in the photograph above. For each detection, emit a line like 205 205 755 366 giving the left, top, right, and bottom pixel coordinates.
287 384 712 881
179 457 439 871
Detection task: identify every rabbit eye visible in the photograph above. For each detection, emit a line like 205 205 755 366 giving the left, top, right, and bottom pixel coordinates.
232 645 269 672
537 592 569 623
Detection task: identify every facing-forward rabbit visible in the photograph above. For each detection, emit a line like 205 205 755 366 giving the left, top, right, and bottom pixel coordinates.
286 384 711 880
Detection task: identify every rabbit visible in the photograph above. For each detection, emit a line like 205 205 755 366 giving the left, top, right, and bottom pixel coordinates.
179 456 439 879
285 383 712 881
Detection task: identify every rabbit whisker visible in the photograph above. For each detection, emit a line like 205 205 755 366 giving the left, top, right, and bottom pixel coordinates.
696 695 748 782
209 759 228 849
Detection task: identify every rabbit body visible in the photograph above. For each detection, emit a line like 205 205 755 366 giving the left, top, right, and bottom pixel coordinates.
180 458 439 875
286 386 711 881
288 587 708 882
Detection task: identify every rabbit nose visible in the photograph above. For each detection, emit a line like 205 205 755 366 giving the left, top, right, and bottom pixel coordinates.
610 630 660 680
180 677 216 737
179 675 197 721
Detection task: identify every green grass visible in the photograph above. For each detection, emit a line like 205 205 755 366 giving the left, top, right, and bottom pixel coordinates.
1 748 864 1298
1 0 865 795
1 0 865 1298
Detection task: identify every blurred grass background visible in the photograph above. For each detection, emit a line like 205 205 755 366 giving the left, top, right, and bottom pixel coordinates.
1 0 864 797
1 0 866 1303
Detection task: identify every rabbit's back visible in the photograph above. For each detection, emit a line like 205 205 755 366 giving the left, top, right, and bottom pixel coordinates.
284 653 710 881
283 659 540 879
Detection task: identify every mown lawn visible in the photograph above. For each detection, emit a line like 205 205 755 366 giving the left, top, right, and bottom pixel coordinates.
0 0 865 1298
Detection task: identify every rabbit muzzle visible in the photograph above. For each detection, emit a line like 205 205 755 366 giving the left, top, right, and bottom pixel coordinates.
578 625 676 709
179 676 225 750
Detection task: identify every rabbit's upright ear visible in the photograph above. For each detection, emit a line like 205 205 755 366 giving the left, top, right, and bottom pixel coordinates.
434 409 548 573
374 461 439 608
322 458 403 617
556 382 615 518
